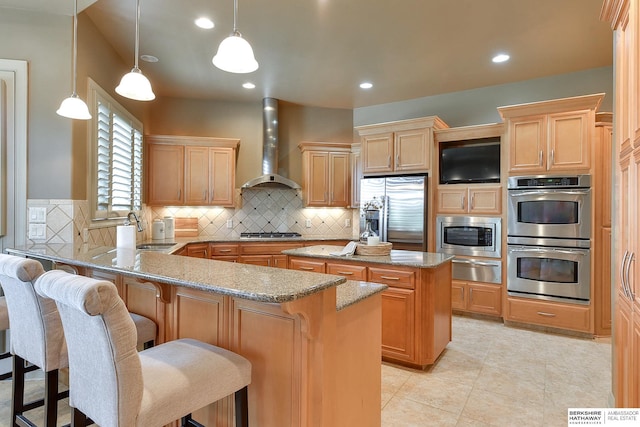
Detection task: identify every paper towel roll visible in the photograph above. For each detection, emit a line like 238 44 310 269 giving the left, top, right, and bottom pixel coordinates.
117 225 137 249
116 247 136 267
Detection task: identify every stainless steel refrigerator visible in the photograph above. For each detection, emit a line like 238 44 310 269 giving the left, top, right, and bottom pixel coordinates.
360 174 428 251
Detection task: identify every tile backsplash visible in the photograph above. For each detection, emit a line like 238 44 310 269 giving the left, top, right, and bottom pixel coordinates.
27 189 358 246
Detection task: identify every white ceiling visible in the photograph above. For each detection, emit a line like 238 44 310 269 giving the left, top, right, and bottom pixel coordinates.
0 0 96 15
2 0 614 109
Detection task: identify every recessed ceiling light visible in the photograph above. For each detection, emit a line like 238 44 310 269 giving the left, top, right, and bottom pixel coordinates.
492 53 510 63
140 54 158 63
242 82 256 89
195 17 214 29
360 82 373 89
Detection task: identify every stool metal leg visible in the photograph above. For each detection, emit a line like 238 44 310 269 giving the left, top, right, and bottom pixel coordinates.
235 386 249 427
70 408 88 427
44 369 59 427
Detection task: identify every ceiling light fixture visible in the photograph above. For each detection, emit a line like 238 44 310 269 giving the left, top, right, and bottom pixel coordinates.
116 0 155 101
242 82 256 89
56 0 91 120
360 82 373 89
492 53 510 63
212 0 259 73
195 17 215 29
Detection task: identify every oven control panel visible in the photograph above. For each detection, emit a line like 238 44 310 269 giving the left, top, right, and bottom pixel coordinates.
507 174 591 189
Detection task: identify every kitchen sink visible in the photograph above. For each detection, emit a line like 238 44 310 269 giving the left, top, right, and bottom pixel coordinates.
135 243 177 251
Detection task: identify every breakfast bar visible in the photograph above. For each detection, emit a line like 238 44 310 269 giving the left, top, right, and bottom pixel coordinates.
6 244 386 427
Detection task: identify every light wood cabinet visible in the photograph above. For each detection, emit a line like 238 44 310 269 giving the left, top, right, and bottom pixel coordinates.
437 185 502 214
147 143 184 205
452 279 502 317
497 95 604 174
299 142 351 207
238 242 304 269
506 297 591 332
185 146 235 206
146 135 239 207
351 143 362 208
603 0 640 406
186 242 209 258
288 255 452 369
355 116 449 176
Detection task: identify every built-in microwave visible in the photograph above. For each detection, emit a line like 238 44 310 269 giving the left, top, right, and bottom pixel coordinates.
436 216 501 258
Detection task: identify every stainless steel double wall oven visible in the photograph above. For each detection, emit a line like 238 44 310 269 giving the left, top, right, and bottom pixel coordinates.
506 175 592 304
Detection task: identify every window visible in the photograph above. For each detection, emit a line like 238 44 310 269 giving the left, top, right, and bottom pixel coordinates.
88 79 143 219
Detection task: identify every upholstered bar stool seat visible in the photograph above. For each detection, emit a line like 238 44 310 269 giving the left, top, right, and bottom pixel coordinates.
35 270 252 427
130 312 156 349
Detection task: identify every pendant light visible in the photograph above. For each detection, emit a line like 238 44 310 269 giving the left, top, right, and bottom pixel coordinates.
115 0 155 101
57 0 91 120
212 0 259 73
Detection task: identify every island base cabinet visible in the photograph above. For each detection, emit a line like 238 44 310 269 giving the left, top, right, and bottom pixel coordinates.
120 279 381 427
381 288 415 363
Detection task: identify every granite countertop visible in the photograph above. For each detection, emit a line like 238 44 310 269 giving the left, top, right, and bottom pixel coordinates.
6 244 348 304
336 280 387 311
282 245 454 268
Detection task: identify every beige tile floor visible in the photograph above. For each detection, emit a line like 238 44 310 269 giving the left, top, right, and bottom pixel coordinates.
0 315 612 427
382 315 612 427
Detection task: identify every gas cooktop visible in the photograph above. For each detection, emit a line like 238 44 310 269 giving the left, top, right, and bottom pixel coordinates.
240 232 302 239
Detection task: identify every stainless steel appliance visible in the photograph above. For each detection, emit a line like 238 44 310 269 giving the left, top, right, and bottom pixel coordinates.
507 244 590 303
360 175 427 251
436 216 501 258
451 258 502 284
506 174 592 304
507 174 591 242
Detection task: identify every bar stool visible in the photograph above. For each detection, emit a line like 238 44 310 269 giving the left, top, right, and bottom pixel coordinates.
0 254 158 426
0 295 13 380
35 269 251 427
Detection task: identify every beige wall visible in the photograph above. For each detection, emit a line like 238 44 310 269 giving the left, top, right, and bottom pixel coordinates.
145 97 354 186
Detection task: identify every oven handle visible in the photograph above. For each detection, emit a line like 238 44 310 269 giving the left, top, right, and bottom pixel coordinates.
452 259 500 267
508 189 591 196
508 247 587 256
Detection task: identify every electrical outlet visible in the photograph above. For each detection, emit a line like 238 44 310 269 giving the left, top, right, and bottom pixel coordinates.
226 219 233 229
345 219 351 227
29 207 47 223
305 219 312 228
28 224 46 240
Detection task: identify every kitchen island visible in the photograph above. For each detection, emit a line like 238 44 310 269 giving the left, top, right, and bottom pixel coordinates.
6 244 386 427
284 245 454 369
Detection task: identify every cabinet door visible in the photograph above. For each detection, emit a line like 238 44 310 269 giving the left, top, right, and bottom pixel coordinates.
615 295 633 407
467 282 502 316
508 115 546 173
238 255 272 267
306 151 329 206
185 146 210 205
548 111 591 171
186 243 208 258
147 143 184 205
329 153 350 207
381 287 415 362
351 148 361 208
362 133 393 174
468 186 502 214
451 280 466 311
395 128 430 172
437 187 467 214
272 255 288 269
210 148 235 206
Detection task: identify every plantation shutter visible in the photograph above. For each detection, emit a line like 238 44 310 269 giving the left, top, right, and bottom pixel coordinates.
95 95 142 214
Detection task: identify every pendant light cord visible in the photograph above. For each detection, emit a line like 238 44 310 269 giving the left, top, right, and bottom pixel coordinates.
134 0 141 69
72 0 78 95
233 0 238 33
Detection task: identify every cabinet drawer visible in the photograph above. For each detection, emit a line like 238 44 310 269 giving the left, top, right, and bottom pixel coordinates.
289 258 326 273
368 267 415 289
326 263 367 280
507 297 591 332
240 242 304 255
210 244 239 256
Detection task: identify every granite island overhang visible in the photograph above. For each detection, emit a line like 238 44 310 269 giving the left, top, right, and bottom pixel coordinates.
6 243 386 427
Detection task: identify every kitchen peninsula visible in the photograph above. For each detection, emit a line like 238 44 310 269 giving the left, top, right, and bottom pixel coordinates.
284 245 454 369
6 244 386 427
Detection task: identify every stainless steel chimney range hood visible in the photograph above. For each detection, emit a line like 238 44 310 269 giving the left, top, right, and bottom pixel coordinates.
241 98 301 190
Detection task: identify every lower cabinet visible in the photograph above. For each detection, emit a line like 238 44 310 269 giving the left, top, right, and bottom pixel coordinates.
505 297 591 333
186 243 209 258
288 255 452 368
452 280 501 317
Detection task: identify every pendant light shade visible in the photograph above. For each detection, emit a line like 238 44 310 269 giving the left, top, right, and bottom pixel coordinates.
57 0 91 120
212 0 259 73
116 0 155 101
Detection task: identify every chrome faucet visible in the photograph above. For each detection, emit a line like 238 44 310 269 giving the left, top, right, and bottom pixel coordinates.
126 212 143 232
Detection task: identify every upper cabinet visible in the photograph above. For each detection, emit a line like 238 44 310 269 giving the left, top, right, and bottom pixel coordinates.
497 94 605 174
355 116 448 176
351 143 362 208
146 135 239 207
299 142 352 207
